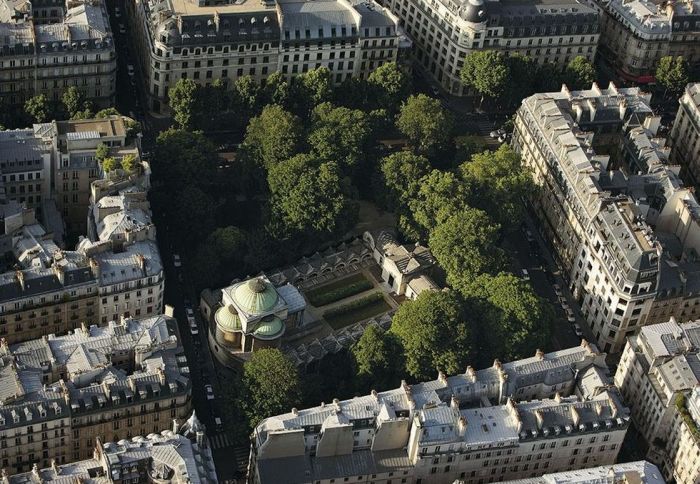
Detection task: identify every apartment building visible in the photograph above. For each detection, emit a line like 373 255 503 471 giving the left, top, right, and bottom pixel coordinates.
596 0 700 83
127 0 403 112
379 0 599 96
0 0 116 106
513 83 700 354
35 115 141 238
7 414 217 483
0 314 192 474
0 129 52 215
615 319 700 483
249 342 630 484
669 83 700 185
500 461 664 483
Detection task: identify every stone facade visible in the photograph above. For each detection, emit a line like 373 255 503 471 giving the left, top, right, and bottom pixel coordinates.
669 83 700 185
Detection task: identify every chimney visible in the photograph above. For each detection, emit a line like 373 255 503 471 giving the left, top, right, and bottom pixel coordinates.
570 406 580 427
89 257 100 279
172 418 179 433
535 410 544 430
128 377 136 393
465 366 477 382
371 389 378 402
157 367 166 386
80 322 89 336
535 349 544 360
164 305 175 318
1 468 9 484
450 396 460 410
0 339 8 355
595 402 603 416
52 263 65 284
137 253 146 274
196 430 205 447
31 463 39 478
493 359 502 370
554 392 562 403
437 370 447 384
643 114 661 135
457 416 467 437
291 408 298 415
101 380 111 399
619 98 628 120
333 398 341 413
51 459 59 476
15 271 25 291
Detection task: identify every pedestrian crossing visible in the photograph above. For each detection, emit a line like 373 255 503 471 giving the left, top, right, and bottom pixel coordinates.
210 432 233 450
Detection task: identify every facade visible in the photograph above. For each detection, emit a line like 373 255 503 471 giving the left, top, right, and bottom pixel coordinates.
596 0 700 83
6 412 216 482
0 0 116 106
380 0 599 95
669 83 700 185
209 275 305 368
500 461 665 483
0 129 51 215
249 342 630 484
364 229 438 299
513 82 700 354
615 318 700 483
127 0 404 112
0 314 192 474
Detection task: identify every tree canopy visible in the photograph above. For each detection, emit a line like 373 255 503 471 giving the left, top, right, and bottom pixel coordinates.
406 169 469 239
390 290 474 380
563 56 596 90
191 226 247 289
461 51 510 102
351 325 405 392
154 129 219 188
656 56 689 97
396 94 452 154
429 208 505 294
24 95 51 123
168 78 198 130
309 103 371 175
95 107 120 118
367 62 412 111
379 151 431 212
62 87 92 119
243 105 303 170
267 154 356 238
241 349 301 428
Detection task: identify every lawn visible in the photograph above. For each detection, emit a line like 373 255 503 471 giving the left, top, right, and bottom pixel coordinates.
324 293 391 330
305 272 373 307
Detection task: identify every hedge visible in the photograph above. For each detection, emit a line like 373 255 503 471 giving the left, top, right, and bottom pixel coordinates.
323 292 385 318
307 279 374 306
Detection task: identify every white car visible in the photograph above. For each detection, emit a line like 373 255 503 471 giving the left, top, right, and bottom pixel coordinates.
521 269 530 281
114 6 121 17
127 64 135 76
189 323 199 336
573 324 583 337
205 384 215 400
186 307 194 318
490 128 506 139
119 23 126 34
173 254 181 268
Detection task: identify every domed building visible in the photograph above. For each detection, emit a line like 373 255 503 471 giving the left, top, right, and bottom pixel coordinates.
208 275 306 369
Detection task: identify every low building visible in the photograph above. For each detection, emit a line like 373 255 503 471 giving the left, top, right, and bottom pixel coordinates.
128 0 403 112
0 0 116 107
0 314 192 474
669 83 700 185
249 342 630 484
596 0 700 84
615 318 700 483
379 0 600 95
6 412 217 483
513 83 700 354
500 461 665 483
209 275 305 369
364 230 437 299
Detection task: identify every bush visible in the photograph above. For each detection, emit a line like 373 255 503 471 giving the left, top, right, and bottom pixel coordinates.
324 292 385 318
307 279 373 306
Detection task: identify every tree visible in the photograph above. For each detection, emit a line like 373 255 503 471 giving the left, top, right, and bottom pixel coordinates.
95 107 120 118
396 94 452 154
261 72 291 109
505 54 537 106
192 226 247 289
656 56 689 97
367 62 412 111
407 169 469 239
460 144 534 227
535 62 565 92
175 186 216 246
168 78 198 130
268 154 356 238
390 290 473 380
242 105 302 170
563 56 596 90
233 75 261 115
121 154 137 173
294 67 332 115
101 157 119 172
351 325 405 392
463 273 552 362
62 87 92 119
429 209 506 294
379 152 431 212
241 349 301 428
24 94 51 123
461 51 509 105
154 129 219 188
309 103 371 175
95 143 109 162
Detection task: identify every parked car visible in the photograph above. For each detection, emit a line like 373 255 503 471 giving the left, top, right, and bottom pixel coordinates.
566 308 575 323
114 6 121 17
186 307 194 318
214 417 223 432
127 64 135 76
521 269 530 281
189 323 199 336
205 384 215 400
173 254 182 268
525 230 534 242
119 23 126 34
573 324 583 337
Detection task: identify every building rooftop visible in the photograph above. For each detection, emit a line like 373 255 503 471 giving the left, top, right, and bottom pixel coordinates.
502 460 665 483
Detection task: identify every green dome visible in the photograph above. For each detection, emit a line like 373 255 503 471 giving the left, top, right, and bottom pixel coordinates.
253 316 285 339
233 278 279 314
215 305 241 332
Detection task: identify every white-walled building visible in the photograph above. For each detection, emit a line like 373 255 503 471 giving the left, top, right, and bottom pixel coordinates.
513 83 700 354
669 83 700 185
500 461 665 483
615 319 700 483
249 342 630 484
